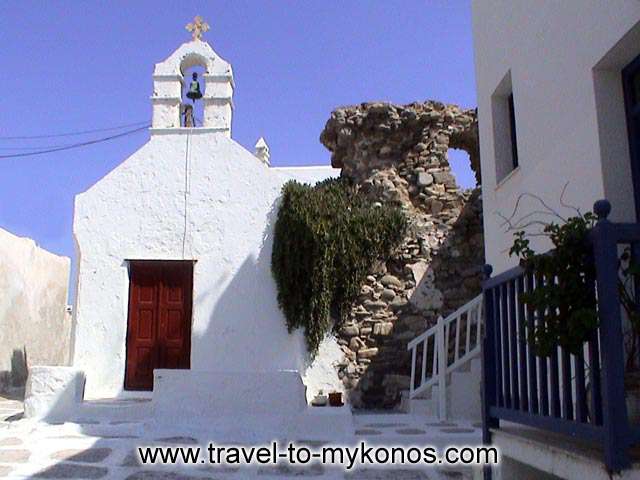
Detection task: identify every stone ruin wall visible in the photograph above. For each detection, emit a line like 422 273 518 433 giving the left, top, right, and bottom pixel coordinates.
320 101 484 408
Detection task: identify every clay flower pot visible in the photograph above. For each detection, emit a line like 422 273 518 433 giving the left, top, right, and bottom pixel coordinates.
311 390 328 407
328 392 343 407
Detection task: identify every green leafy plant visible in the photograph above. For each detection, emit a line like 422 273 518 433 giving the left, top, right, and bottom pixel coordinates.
271 178 406 355
509 212 599 356
510 209 640 365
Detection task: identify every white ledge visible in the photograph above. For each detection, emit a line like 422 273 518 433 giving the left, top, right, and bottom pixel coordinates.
152 74 184 81
152 74 233 83
150 127 229 135
202 96 233 104
203 74 234 82
495 165 521 191
150 96 181 103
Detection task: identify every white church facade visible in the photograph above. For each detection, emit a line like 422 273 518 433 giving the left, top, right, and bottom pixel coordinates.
70 21 341 402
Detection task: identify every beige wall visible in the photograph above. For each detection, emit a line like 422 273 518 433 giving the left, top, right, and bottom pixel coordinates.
472 0 640 274
0 228 71 392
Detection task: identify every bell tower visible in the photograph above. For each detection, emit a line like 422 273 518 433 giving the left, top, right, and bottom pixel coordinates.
150 16 234 136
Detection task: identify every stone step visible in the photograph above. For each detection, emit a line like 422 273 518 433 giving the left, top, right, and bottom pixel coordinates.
399 389 438 417
73 397 152 423
401 355 483 421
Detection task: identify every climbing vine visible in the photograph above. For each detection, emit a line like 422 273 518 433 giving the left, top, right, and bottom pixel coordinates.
509 212 599 356
272 178 407 355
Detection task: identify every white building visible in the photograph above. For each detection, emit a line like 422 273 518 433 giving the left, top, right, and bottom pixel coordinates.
473 1 640 478
69 23 341 406
474 0 640 274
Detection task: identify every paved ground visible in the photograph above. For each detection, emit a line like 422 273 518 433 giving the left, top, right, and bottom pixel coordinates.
0 395 480 479
0 395 23 424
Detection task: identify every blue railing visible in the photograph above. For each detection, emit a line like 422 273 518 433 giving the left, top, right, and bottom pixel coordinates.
482 199 640 474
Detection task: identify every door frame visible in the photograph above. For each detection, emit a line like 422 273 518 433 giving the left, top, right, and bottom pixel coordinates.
623 52 640 220
123 259 195 391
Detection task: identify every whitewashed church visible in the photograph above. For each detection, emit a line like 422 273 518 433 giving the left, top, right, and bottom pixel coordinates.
69 18 341 408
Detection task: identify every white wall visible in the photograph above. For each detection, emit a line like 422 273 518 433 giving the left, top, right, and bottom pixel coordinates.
473 0 640 274
151 40 234 134
72 130 340 399
0 228 71 391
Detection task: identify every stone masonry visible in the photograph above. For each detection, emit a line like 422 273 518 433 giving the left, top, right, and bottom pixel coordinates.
320 101 484 408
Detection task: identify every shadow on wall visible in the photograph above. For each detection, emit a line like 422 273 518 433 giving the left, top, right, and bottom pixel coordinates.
356 191 485 407
190 198 307 375
0 347 28 394
14 201 339 478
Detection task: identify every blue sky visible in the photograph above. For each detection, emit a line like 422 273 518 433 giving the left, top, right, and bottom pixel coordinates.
0 1 476 291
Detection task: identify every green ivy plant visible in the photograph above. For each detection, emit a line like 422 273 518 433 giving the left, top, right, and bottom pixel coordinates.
271 178 407 355
509 212 599 356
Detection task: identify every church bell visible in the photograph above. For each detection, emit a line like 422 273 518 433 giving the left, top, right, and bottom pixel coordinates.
186 72 203 102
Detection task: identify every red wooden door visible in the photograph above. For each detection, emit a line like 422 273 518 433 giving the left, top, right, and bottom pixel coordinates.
125 261 193 390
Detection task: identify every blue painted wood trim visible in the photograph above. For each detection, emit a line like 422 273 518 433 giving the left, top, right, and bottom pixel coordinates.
490 406 604 443
591 216 631 471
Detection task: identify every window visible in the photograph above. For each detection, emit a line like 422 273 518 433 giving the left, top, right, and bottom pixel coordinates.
508 93 519 170
491 72 519 183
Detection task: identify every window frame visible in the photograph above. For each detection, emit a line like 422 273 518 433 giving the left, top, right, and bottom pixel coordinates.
491 71 520 185
508 93 519 170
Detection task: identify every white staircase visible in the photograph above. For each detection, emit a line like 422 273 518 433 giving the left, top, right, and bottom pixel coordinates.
402 294 483 421
401 357 482 419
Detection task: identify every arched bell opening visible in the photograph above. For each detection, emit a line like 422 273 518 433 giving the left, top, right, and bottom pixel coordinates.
180 54 208 127
150 35 233 134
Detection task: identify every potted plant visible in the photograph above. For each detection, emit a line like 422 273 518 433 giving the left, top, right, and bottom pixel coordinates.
311 390 328 407
328 391 343 407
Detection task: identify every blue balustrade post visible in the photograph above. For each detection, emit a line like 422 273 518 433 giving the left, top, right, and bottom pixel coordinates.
481 264 497 480
591 199 631 471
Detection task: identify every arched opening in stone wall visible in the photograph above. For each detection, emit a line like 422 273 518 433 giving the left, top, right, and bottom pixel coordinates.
181 64 206 127
448 148 476 189
319 101 484 408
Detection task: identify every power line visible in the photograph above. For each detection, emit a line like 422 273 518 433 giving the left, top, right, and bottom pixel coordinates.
0 144 82 151
0 121 150 140
0 125 150 159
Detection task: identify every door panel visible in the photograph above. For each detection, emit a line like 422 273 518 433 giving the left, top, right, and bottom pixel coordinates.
125 264 160 390
125 261 193 390
137 310 154 339
157 263 192 370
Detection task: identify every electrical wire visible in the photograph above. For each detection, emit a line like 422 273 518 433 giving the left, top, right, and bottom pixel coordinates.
0 125 150 159
182 127 193 259
0 121 150 140
0 144 75 151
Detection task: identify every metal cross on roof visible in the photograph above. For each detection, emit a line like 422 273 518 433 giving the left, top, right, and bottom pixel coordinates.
186 16 209 41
